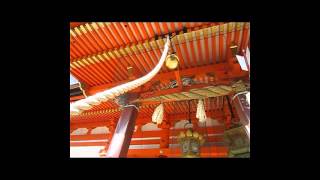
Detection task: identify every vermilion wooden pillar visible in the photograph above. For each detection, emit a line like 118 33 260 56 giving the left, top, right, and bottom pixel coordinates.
106 105 138 157
106 93 139 158
159 117 170 149
160 127 170 148
223 96 233 129
233 93 250 126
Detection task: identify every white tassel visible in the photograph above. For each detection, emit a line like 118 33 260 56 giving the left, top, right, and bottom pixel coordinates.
152 104 164 124
196 99 207 123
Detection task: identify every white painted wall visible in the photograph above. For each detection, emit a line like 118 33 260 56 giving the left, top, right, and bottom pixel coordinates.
141 122 161 131
70 146 104 158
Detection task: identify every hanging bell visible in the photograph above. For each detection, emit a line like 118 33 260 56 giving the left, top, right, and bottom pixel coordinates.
186 129 193 137
179 131 185 138
165 54 179 70
192 131 199 138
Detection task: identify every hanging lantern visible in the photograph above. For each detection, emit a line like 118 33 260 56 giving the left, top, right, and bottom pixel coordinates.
178 128 205 158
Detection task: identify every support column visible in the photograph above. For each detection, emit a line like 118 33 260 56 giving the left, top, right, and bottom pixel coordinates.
233 93 250 138
159 121 170 149
107 122 116 146
223 96 234 129
174 69 183 90
106 93 139 158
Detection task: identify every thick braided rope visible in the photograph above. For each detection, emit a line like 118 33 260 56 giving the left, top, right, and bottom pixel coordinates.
70 36 170 116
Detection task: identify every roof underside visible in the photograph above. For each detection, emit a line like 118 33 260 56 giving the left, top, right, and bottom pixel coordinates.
70 22 250 86
70 22 250 123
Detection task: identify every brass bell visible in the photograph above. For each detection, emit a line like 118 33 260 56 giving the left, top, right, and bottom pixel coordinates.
198 134 203 140
192 131 199 138
165 54 179 70
186 129 193 137
179 131 186 138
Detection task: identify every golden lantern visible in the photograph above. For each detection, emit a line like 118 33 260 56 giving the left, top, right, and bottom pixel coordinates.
165 54 179 70
178 128 205 158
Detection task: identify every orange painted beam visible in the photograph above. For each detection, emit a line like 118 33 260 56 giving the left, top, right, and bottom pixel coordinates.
137 22 149 40
89 82 124 95
77 30 97 53
153 63 228 82
130 139 160 145
70 136 224 147
241 24 250 53
77 63 103 85
109 23 126 46
71 134 108 141
219 26 224 62
129 23 143 42
71 63 248 101
93 23 113 49
70 34 91 56
139 105 216 119
196 30 205 65
139 83 232 100
127 146 228 158
70 126 225 141
70 22 87 29
71 132 224 143
70 95 85 101
70 108 227 126
70 144 228 157
70 67 95 86
87 25 107 50
128 146 228 158
173 39 186 69
129 146 227 156
178 31 193 67
174 70 183 88
70 141 108 146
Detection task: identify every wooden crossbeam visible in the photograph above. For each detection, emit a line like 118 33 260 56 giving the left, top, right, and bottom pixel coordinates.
70 136 225 147
81 63 244 94
71 126 225 141
127 147 228 158
70 109 227 126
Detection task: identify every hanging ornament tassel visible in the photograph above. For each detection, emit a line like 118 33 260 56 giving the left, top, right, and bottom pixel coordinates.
196 99 207 123
152 103 164 124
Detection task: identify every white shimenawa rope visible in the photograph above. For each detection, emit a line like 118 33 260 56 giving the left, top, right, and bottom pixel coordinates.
246 92 250 105
70 36 171 116
196 99 207 123
152 103 164 124
232 91 249 101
